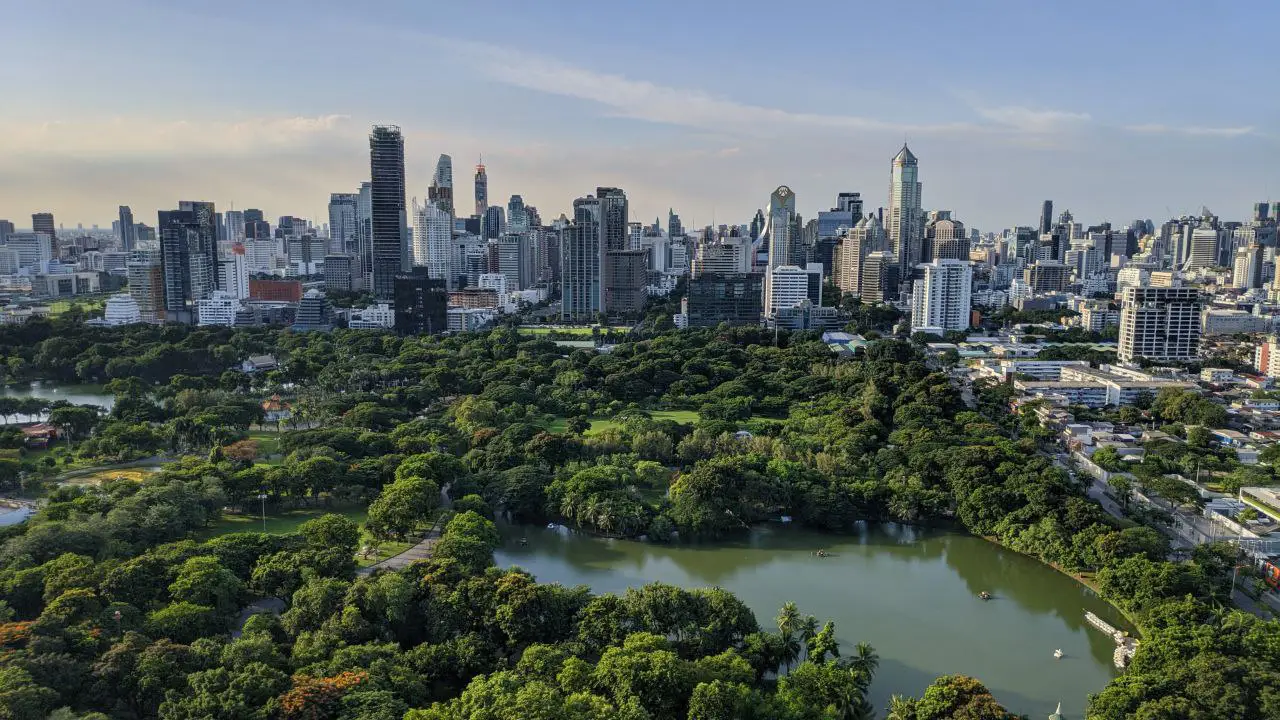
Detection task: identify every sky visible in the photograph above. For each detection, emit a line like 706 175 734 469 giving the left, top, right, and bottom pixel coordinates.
2 0 1277 234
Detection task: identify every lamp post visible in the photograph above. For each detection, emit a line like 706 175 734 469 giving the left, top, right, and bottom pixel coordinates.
258 493 268 532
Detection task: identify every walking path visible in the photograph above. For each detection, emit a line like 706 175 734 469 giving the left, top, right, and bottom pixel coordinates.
357 521 443 576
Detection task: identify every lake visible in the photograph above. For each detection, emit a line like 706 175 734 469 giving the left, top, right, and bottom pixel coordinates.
1 382 115 421
494 522 1131 719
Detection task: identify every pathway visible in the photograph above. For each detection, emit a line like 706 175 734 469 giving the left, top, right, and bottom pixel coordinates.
357 524 442 575
54 456 170 483
231 597 286 638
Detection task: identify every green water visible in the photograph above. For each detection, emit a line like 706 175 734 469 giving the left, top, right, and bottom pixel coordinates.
495 522 1131 719
2 382 115 415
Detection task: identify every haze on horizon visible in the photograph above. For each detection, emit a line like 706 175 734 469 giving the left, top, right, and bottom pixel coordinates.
2 0 1277 232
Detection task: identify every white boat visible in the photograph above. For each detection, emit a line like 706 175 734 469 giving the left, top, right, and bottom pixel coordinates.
1053 649 1064 659
1049 700 1063 719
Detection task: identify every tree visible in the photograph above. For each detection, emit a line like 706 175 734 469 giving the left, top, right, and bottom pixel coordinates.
912 675 1018 720
366 477 440 540
168 556 243 614
300 514 361 554
0 666 58 720
1091 446 1125 472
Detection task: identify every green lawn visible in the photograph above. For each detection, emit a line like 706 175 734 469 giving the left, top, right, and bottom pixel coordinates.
248 429 283 458
356 539 413 568
197 503 369 539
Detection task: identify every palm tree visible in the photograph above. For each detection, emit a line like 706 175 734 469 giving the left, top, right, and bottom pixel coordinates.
799 614 819 651
775 602 803 672
885 695 917 720
846 642 879 682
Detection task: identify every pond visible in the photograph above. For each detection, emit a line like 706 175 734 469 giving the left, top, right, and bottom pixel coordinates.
494 522 1131 719
1 381 115 421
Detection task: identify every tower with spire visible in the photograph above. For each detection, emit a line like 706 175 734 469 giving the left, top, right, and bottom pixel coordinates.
887 143 922 280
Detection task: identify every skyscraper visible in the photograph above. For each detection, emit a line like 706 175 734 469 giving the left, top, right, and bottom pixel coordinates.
924 211 967 262
428 154 454 217
118 206 136 251
369 125 406 301
356 182 372 290
158 209 198 323
1040 200 1054 235
176 201 218 298
412 199 453 284
561 196 602 321
224 210 245 244
483 206 505 239
32 213 56 257
1118 286 1202 362
763 186 797 317
1184 222 1220 271
0 220 14 244
833 215 885 296
474 160 488 217
507 195 528 234
910 260 973 334
597 187 640 316
327 193 359 256
886 145 922 276
243 209 270 240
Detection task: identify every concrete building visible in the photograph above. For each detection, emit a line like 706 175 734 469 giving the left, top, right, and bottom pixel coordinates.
834 215 886 296
126 250 164 322
292 289 333 332
217 247 249 299
1254 336 1280 378
887 145 922 275
100 294 142 326
1024 262 1070 294
347 303 395 329
1079 302 1120 332
767 265 811 320
685 272 763 328
860 251 900 303
324 255 354 292
1118 285 1203 362
196 291 244 326
1201 308 1271 336
561 195 602 321
393 268 447 334
910 260 973 334
369 125 407 301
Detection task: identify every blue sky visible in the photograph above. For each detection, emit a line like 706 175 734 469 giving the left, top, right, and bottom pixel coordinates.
2 0 1276 233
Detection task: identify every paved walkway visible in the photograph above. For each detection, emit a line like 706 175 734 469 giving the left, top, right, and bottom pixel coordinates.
356 525 442 576
232 597 286 638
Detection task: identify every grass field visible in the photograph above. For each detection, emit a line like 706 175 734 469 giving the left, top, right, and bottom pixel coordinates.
517 325 630 336
62 468 152 486
247 429 284 464
198 503 369 539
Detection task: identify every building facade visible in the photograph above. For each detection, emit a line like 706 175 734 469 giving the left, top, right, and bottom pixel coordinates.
1117 285 1203 362
910 260 973 334
369 126 406 301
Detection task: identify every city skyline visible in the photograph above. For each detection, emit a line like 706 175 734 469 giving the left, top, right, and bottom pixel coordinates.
2 1 1278 231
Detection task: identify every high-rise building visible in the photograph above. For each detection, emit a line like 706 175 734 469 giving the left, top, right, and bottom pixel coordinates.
833 215 886 296
6 233 53 270
561 196 602 321
178 201 218 296
763 186 797 316
0 220 13 244
1254 202 1271 224
393 268 447 334
218 245 249 299
369 125 407 301
483 206 505 239
224 210 245 245
356 182 372 290
412 200 454 284
887 145 922 275
118 206 136 251
1023 262 1070 295
474 160 488 217
1233 243 1264 289
1184 222 1220 271
686 273 764 327
860 251 900 303
1040 200 1054 235
924 211 967 262
507 195 528 234
668 209 683 239
292 289 334 332
324 255 353 293
328 193 359 256
157 209 199 323
768 265 812 319
32 213 56 258
428 154 454 216
910 260 973 334
1118 286 1203 363
243 209 270 240
597 187 640 316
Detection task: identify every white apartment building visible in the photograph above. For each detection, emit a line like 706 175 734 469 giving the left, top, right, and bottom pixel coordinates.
767 265 811 318
347 303 395 329
910 259 972 335
413 201 453 282
101 294 142 326
1117 285 1202 362
196 291 244 327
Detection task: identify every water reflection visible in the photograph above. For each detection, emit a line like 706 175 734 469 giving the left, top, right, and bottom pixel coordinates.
494 522 1123 719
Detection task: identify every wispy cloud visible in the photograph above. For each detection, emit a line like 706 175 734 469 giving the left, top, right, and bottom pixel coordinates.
972 105 1092 132
439 37 978 137
1123 123 1256 137
0 115 355 158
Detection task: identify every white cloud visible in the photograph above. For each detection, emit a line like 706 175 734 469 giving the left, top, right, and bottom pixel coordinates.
1123 123 1256 137
0 115 356 158
973 105 1092 132
439 37 978 137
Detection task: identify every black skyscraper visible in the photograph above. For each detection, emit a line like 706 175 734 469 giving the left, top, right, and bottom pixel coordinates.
369 125 406 302
32 213 56 257
1040 200 1053 235
118 206 136 251
393 268 447 335
158 209 197 323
